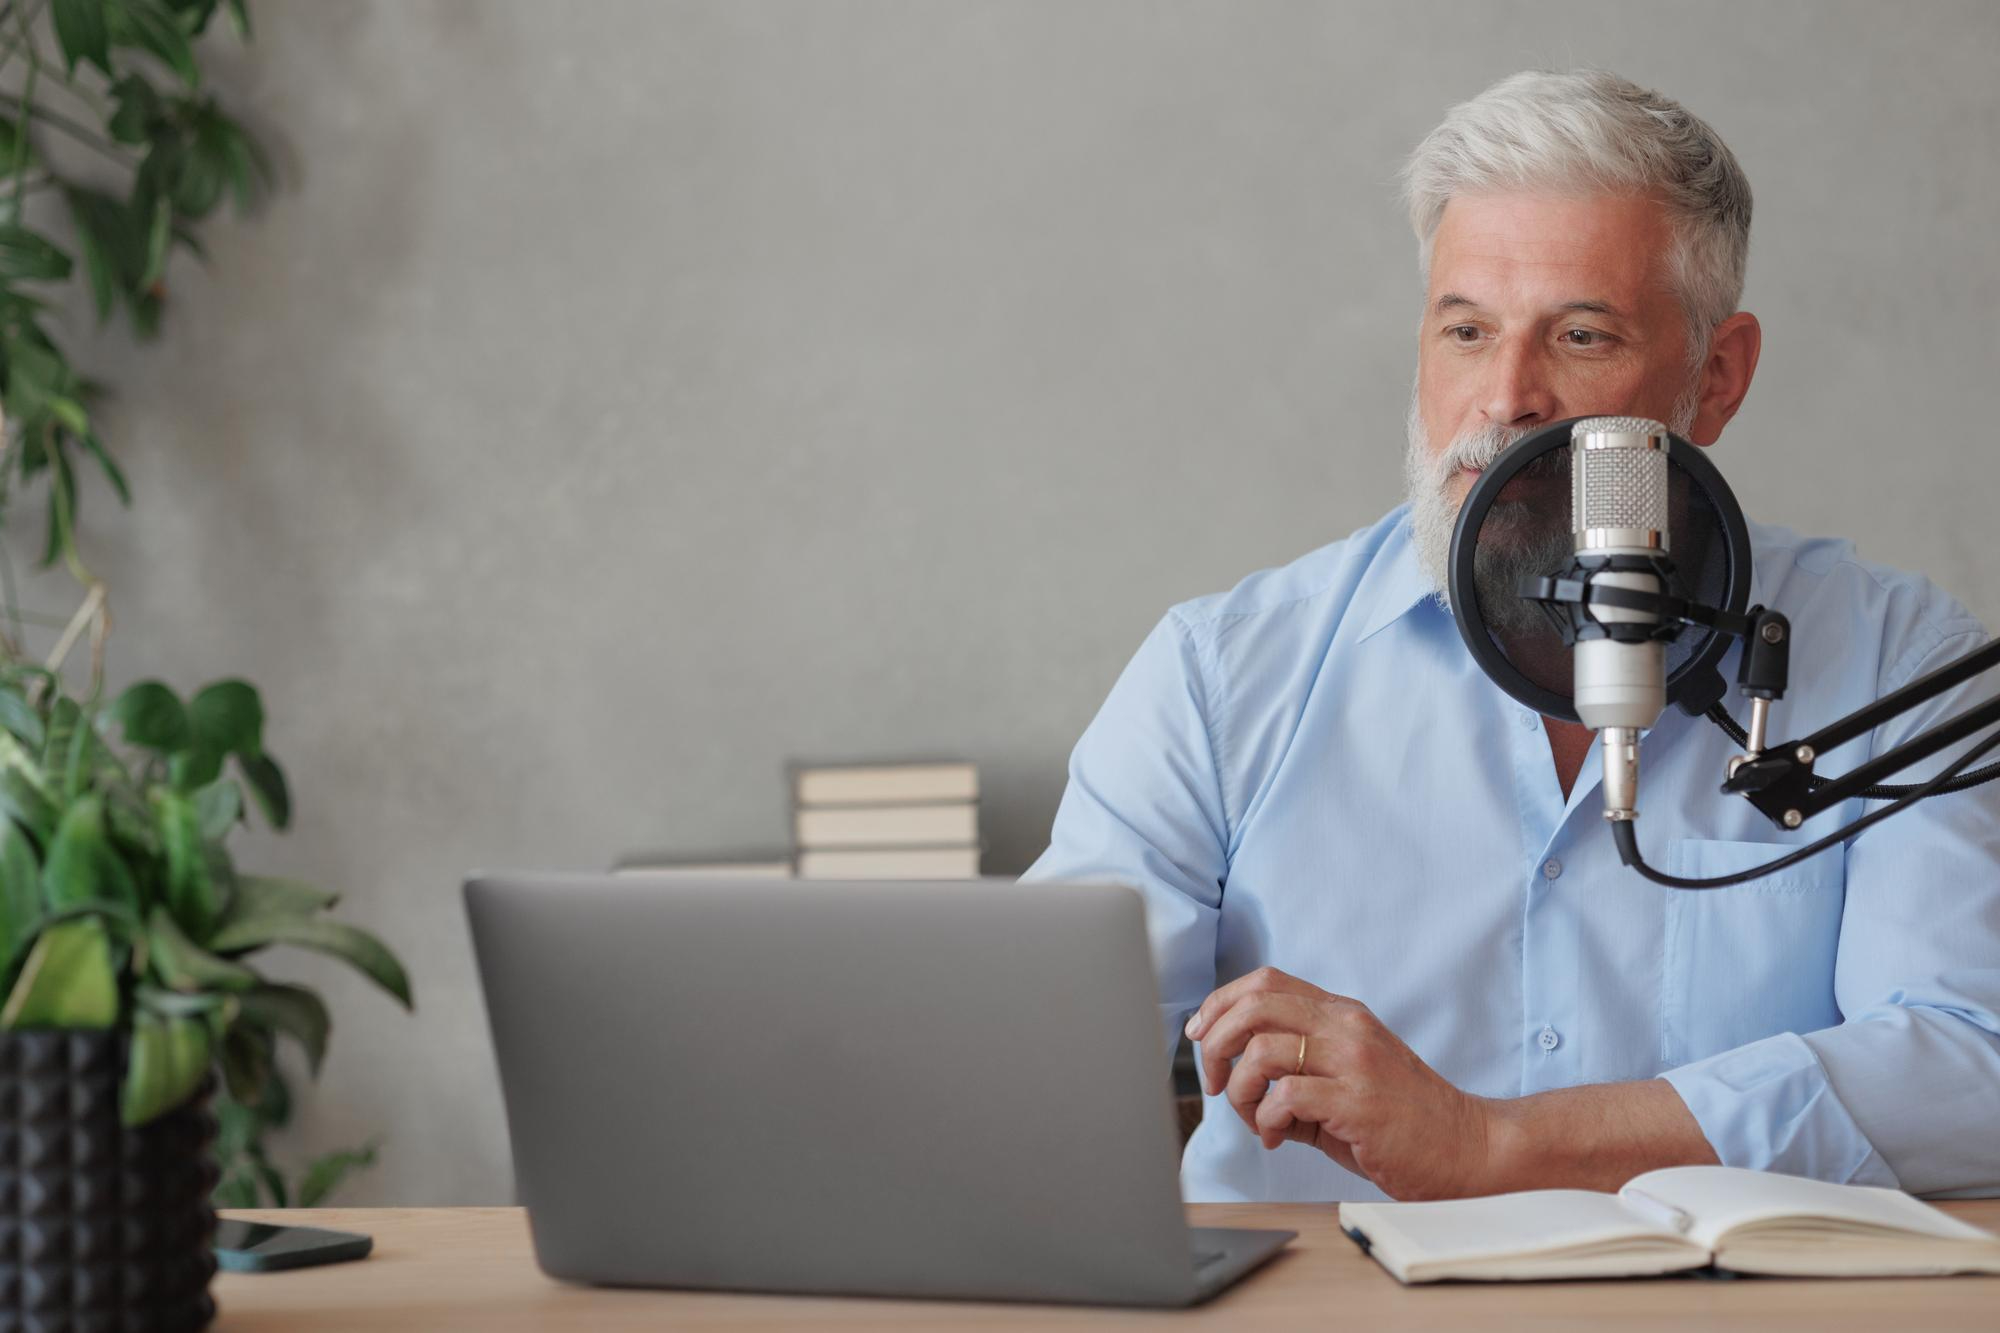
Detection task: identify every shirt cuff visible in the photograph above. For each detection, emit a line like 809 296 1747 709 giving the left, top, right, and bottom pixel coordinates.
1659 1031 1899 1187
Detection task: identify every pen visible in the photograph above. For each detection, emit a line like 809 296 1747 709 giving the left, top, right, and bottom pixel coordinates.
1622 1187 1694 1235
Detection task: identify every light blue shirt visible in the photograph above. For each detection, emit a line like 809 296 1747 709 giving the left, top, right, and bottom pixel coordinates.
1022 505 2000 1202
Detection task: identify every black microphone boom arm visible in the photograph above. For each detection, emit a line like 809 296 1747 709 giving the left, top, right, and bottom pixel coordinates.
1719 633 2000 828
1521 574 2000 833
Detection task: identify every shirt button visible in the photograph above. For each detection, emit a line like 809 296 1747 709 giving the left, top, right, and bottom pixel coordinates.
1538 1025 1561 1052
1518 711 1538 730
1542 858 1563 880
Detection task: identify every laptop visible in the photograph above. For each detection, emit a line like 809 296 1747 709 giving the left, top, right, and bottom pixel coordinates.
464 873 1294 1307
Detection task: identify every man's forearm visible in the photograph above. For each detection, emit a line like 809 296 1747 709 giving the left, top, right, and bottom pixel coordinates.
1477 1078 1719 1193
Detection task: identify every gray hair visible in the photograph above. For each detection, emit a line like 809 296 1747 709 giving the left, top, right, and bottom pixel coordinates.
1401 70 1752 365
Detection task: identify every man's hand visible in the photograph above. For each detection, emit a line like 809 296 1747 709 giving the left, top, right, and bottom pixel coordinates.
1183 966 1495 1200
1184 967 1722 1198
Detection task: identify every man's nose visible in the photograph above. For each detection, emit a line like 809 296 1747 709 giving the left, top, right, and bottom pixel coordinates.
1481 337 1556 430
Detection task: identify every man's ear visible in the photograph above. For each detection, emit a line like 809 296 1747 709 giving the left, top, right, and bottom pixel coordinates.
1687 311 1761 446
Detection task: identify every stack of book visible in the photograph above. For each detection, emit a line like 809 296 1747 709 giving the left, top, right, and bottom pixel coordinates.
790 759 982 879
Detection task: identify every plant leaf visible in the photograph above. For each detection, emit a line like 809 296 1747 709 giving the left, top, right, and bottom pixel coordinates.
51 0 113 75
48 397 89 436
167 745 222 789
218 1020 270 1105
78 430 131 505
152 790 217 934
111 680 190 752
0 666 56 693
0 227 73 282
102 783 161 859
42 796 140 912
41 697 78 778
134 983 231 1017
0 114 32 172
121 1011 210 1126
0 917 118 1027
200 838 236 925
173 111 228 219
216 874 336 925
213 1085 255 1158
170 220 206 261
164 0 222 37
139 193 172 289
192 777 240 840
74 222 116 323
0 732 58 842
236 982 327 1075
0 771 57 847
239 752 288 828
190 679 262 758
0 821 42 977
221 122 257 214
110 0 202 88
37 445 78 571
106 75 163 145
5 338 66 421
60 705 95 805
0 690 43 750
62 187 140 321
147 904 254 991
207 914 410 1009
225 0 250 41
297 1142 377 1208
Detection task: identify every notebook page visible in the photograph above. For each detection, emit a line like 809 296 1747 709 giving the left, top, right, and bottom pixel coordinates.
1622 1166 1996 1250
1341 1189 1683 1265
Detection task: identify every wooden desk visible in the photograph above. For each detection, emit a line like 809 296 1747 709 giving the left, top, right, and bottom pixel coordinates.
213 1200 2000 1331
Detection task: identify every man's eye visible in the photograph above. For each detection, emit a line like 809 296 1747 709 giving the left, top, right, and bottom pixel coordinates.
1563 328 1608 347
1447 325 1481 343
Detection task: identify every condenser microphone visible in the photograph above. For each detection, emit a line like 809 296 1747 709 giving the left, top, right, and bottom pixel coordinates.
1569 416 1673 820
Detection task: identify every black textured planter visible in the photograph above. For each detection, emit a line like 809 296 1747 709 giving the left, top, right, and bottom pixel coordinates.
0 1031 218 1333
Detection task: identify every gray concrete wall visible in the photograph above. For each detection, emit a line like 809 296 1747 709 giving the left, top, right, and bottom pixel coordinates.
29 1 1999 1202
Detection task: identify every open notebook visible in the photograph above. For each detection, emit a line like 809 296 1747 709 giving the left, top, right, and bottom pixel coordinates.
1338 1166 2000 1283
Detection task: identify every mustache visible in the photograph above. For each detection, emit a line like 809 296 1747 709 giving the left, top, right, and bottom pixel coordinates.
1432 421 1531 478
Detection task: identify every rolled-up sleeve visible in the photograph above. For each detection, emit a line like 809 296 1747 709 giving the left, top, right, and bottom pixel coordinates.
1020 610 1231 1059
1663 624 2000 1194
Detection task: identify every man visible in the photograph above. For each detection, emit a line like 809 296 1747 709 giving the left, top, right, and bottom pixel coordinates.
1021 70 2000 1203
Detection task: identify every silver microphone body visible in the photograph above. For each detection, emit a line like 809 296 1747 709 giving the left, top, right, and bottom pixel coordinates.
1569 416 1671 819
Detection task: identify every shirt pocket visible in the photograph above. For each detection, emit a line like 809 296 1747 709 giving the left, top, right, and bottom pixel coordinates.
1659 837 1846 1068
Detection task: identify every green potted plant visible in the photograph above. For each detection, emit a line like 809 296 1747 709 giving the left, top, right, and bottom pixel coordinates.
0 2 413 1323
0 668 409 1327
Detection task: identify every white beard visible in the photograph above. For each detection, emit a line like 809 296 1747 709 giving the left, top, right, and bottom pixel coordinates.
1402 378 1701 611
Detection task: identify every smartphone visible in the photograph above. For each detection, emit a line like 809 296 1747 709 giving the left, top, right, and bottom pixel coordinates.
213 1219 374 1272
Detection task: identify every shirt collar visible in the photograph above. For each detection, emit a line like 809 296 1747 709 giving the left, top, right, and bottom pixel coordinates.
1354 507 1442 645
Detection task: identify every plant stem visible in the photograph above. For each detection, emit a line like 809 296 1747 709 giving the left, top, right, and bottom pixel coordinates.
5 98 133 168
39 578 103 700
0 603 91 628
86 583 107 699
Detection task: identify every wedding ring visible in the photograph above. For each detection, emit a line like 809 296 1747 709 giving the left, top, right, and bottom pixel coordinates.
1294 1033 1308 1076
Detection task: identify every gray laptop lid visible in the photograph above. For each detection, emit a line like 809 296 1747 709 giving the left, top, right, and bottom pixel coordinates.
465 873 1207 1305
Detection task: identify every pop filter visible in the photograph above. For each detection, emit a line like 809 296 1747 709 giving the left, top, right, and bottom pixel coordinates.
1446 417 1753 724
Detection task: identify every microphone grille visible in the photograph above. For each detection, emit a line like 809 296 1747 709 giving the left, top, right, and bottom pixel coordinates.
1570 415 1669 439
1570 417 1669 541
